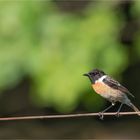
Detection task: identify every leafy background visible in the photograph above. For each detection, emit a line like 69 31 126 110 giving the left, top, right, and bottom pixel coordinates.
0 0 140 139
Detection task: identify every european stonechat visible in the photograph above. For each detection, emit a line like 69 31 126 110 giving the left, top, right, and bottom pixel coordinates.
84 69 140 119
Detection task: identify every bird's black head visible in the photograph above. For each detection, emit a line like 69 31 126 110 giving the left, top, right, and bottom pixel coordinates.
83 69 105 84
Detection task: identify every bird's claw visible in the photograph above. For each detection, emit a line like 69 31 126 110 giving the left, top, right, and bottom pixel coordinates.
98 112 104 120
115 112 120 117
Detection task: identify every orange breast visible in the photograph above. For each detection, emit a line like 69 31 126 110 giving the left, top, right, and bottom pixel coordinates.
92 82 110 94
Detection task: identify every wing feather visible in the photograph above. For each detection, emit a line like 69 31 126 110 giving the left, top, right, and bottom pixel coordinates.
103 76 134 98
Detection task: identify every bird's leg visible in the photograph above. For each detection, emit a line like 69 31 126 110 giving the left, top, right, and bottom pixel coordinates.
99 102 115 120
116 103 123 117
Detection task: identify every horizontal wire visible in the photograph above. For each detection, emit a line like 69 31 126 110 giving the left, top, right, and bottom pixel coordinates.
0 112 139 121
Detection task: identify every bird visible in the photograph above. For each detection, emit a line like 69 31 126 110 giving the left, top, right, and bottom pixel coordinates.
83 68 140 119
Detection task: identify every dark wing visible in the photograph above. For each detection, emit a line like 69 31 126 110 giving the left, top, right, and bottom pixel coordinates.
103 76 134 98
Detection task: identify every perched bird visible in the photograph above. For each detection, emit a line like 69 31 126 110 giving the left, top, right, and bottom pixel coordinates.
84 69 140 119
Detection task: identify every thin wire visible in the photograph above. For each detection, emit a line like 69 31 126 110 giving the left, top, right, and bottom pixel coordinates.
0 112 139 121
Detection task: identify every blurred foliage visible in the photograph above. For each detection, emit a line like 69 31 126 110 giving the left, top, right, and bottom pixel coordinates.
0 1 132 113
133 1 140 58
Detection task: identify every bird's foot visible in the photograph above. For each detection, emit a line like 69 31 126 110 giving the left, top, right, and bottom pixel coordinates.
98 112 104 120
115 112 121 117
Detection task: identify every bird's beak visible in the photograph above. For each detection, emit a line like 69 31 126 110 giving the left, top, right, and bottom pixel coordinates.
83 73 89 77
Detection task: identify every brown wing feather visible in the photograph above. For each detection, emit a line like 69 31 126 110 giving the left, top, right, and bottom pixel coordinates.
103 76 134 98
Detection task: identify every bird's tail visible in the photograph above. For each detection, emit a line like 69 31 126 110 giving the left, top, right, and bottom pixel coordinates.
128 102 140 116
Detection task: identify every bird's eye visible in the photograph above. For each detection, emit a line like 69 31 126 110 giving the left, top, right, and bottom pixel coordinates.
92 73 95 75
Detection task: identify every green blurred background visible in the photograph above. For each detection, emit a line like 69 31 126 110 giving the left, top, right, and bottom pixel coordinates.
0 0 140 138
